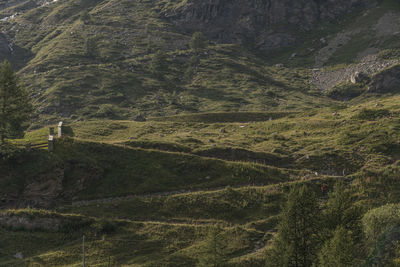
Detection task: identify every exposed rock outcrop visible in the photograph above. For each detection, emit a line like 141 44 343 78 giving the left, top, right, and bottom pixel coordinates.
0 212 92 232
23 168 64 205
311 54 400 91
368 65 400 93
0 214 61 231
162 0 371 49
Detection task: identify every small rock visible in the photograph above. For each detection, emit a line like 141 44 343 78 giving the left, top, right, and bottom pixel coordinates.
14 252 23 259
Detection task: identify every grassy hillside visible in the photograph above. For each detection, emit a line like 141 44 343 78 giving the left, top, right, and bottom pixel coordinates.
1 0 400 266
3 93 400 265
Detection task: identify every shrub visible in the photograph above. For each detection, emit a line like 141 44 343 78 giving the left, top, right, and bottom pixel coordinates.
189 32 207 51
95 104 119 118
378 49 400 60
92 219 117 235
60 217 93 233
326 82 366 100
352 108 390 121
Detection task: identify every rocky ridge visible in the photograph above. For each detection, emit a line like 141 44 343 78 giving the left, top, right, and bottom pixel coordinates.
162 0 372 49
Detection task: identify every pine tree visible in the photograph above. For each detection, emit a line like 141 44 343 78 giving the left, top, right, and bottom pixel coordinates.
150 50 168 78
184 55 200 81
0 60 31 146
266 185 321 267
324 181 352 230
322 180 364 262
318 227 356 267
190 32 207 51
324 181 363 242
198 226 228 267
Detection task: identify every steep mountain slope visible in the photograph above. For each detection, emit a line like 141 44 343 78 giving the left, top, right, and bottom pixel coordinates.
0 0 398 126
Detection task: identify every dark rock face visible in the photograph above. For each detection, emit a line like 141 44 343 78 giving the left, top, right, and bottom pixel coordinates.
368 65 400 93
163 0 371 49
0 33 11 58
0 214 61 231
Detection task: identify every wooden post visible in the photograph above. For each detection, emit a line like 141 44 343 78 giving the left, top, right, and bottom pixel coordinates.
49 127 54 136
58 121 63 138
48 135 54 152
82 235 85 267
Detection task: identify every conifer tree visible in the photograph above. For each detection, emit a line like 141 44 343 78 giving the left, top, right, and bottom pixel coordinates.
324 181 352 230
0 60 31 146
266 185 321 267
198 226 228 267
324 181 363 242
318 226 356 267
321 180 364 264
190 32 207 51
150 50 168 78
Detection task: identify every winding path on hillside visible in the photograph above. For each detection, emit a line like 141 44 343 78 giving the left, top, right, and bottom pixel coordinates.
69 175 347 207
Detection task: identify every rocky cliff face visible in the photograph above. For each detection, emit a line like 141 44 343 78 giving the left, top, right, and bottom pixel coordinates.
368 65 400 93
163 0 373 49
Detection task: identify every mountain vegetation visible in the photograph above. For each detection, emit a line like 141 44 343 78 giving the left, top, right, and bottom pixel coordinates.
0 0 400 266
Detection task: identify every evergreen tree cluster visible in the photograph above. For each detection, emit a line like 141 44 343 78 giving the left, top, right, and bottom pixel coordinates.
0 60 31 148
266 182 364 267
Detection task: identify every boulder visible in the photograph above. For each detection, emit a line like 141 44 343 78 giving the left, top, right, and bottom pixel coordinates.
350 71 370 84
